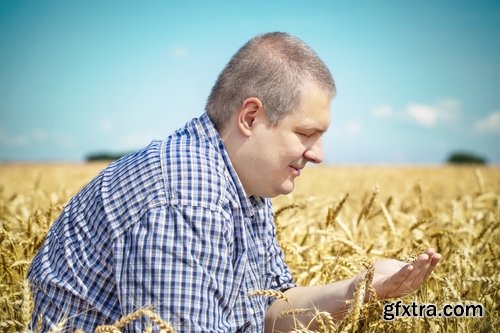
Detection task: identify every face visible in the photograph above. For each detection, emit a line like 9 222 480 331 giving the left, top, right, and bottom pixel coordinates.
244 83 331 197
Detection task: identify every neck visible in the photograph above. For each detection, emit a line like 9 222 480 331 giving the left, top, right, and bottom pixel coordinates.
220 122 254 198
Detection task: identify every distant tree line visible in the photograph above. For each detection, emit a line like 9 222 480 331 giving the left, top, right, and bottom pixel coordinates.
85 151 131 162
446 151 487 165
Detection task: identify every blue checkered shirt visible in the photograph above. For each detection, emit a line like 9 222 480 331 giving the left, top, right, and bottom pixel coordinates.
27 113 295 332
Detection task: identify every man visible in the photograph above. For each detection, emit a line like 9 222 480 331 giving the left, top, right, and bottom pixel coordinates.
28 32 440 332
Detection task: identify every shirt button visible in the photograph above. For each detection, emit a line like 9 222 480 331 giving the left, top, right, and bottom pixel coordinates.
248 307 254 316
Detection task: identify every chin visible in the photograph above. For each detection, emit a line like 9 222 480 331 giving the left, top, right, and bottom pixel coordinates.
261 184 294 198
261 178 295 198
277 181 295 196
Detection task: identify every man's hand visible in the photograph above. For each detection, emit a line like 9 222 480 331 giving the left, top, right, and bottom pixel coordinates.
370 248 441 300
266 248 441 332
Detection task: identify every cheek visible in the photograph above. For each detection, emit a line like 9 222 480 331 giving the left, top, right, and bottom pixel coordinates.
265 132 304 166
286 138 307 159
275 148 303 170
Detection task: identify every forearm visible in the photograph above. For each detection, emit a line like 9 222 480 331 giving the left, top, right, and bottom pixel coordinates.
265 278 356 333
265 249 441 332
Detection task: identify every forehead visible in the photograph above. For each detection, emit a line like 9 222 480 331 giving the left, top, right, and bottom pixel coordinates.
283 83 331 131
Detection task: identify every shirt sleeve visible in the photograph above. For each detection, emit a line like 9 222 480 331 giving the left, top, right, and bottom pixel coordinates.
113 204 239 332
264 207 296 295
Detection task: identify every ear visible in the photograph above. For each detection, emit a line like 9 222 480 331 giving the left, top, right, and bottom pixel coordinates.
237 97 263 137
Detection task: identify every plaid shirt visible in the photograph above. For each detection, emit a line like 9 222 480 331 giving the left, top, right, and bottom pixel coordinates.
27 113 295 332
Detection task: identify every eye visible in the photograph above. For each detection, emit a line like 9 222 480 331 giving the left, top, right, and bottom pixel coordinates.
296 131 313 138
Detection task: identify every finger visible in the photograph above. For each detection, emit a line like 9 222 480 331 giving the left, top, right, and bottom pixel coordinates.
420 248 441 278
403 253 432 292
412 253 430 273
424 248 436 260
389 262 416 295
423 252 441 280
411 252 441 287
424 247 436 255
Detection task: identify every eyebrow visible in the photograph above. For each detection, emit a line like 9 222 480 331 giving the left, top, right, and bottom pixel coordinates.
298 125 329 134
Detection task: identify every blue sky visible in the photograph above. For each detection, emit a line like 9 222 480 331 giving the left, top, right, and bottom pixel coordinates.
1 0 499 164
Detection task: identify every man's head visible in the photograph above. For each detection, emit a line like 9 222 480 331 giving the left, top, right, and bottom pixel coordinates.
206 32 335 130
207 32 335 198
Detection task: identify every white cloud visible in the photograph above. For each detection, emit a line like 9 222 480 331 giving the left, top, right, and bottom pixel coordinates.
169 46 190 59
0 128 28 146
345 120 362 135
52 132 75 147
0 129 74 147
33 129 48 141
475 111 500 133
406 98 460 127
99 120 113 133
407 103 439 126
371 105 393 118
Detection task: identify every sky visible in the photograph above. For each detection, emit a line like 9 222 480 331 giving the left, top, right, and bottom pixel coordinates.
1 0 499 164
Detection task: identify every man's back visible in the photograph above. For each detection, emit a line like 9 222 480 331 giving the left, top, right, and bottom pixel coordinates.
28 114 294 332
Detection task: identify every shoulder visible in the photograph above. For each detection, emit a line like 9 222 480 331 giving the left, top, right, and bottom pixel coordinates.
162 117 235 211
43 140 166 241
70 140 164 206
97 141 167 232
103 140 165 196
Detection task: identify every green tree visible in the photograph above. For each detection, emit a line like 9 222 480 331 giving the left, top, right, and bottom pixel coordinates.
446 151 487 165
85 151 130 162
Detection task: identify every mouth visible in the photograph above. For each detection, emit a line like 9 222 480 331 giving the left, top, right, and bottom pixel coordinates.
289 165 302 176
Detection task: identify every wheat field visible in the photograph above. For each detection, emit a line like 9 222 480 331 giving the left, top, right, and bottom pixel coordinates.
0 163 498 332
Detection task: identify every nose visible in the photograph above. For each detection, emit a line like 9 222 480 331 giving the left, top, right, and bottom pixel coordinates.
303 138 323 164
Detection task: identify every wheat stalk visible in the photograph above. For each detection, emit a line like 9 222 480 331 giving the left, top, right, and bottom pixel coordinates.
248 289 289 302
326 193 349 227
96 308 177 333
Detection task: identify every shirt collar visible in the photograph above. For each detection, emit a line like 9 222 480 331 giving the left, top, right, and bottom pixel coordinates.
197 113 265 218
